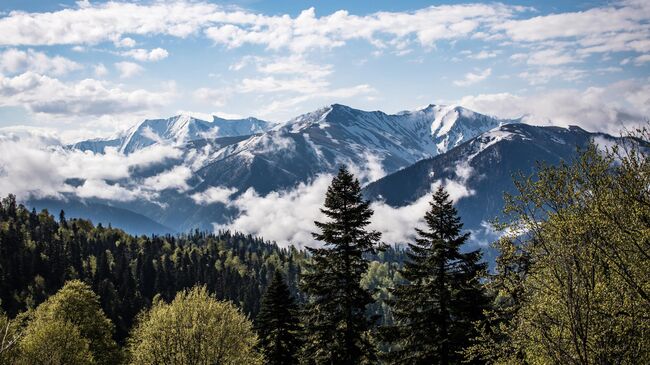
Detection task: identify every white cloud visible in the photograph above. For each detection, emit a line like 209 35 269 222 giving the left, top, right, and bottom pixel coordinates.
0 1 523 54
216 174 332 247
493 1 650 49
216 156 475 247
115 61 143 78
0 72 172 118
193 87 229 107
143 165 192 192
345 152 386 184
93 63 108 77
454 68 491 86
0 1 645 67
0 48 81 76
0 131 182 201
458 79 650 134
518 67 586 85
122 48 169 62
633 54 650 65
526 49 579 66
467 50 500 59
239 76 328 94
75 179 145 202
0 2 222 46
255 84 376 117
114 37 136 48
191 186 238 205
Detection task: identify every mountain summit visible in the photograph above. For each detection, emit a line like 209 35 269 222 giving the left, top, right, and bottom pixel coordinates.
61 103 526 234
73 114 272 154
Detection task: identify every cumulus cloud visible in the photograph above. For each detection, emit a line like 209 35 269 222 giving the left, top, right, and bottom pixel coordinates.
215 175 332 247
517 67 587 85
191 186 238 205
115 61 143 78
75 179 148 202
193 88 229 107
201 54 376 118
0 1 522 53
0 72 172 117
0 130 183 201
466 50 500 59
254 84 376 118
0 2 221 46
143 165 192 192
121 48 169 62
0 48 81 76
453 68 491 86
216 156 475 247
493 1 650 54
0 1 646 70
458 79 650 134
93 63 108 77
114 37 136 48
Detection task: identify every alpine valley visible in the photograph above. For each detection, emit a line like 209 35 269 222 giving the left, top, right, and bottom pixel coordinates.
27 103 613 246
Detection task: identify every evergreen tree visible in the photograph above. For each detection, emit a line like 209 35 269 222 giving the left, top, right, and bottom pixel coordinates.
384 185 488 365
256 270 301 365
301 166 381 364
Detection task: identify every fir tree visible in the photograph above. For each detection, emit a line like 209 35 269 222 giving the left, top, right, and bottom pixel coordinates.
256 270 301 365
300 166 381 364
384 185 488 365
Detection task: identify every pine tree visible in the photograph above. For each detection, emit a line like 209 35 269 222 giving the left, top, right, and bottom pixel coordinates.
256 270 301 365
384 185 488 365
300 166 381 364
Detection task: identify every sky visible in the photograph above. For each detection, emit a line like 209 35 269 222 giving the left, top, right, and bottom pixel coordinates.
0 0 649 142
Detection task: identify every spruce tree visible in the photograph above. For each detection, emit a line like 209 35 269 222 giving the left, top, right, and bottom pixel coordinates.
256 270 301 365
384 185 488 365
301 166 381 364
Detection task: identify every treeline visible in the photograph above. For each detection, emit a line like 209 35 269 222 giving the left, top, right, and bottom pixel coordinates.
0 198 307 341
1 130 649 364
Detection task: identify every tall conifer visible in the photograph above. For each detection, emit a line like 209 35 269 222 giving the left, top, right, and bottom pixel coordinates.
301 166 381 364
384 185 488 365
256 270 301 365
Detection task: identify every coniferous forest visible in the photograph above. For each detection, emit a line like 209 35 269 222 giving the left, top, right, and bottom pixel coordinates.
1 131 649 364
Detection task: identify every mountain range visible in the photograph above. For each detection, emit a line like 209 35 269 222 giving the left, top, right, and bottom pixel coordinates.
26 103 609 247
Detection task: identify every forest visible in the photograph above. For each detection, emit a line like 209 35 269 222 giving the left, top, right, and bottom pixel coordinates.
0 130 649 364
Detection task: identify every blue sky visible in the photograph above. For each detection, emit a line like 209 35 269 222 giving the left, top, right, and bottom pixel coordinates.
0 0 648 141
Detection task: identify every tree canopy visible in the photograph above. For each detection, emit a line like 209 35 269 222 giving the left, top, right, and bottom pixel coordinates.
128 286 262 365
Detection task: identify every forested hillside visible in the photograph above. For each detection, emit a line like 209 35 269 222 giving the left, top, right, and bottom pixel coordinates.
0 199 306 340
1 132 649 364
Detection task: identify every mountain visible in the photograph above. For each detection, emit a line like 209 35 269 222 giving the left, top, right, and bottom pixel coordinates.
363 123 615 245
60 103 516 235
189 103 513 195
73 114 272 154
27 198 175 235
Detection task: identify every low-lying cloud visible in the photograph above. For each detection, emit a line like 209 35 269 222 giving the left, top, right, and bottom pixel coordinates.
0 130 184 201
216 159 475 248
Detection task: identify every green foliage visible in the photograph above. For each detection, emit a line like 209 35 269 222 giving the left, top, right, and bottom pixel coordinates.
383 186 488 365
470 134 650 364
18 317 94 365
300 167 382 364
0 198 306 342
29 280 119 364
255 271 302 365
128 286 262 365
0 311 25 365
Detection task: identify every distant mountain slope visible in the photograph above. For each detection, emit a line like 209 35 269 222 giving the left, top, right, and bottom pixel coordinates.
74 114 272 154
189 103 513 195
59 103 520 234
363 124 614 238
27 198 175 235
